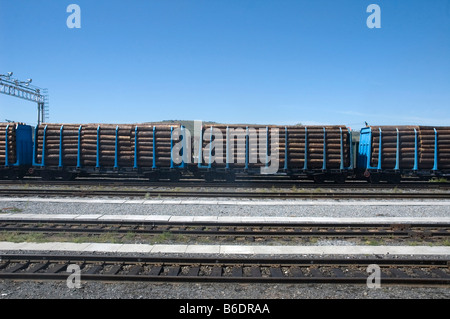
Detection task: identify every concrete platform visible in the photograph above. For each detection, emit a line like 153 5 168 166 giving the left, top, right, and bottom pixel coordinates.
0 241 449 255
0 213 449 224
1 197 450 206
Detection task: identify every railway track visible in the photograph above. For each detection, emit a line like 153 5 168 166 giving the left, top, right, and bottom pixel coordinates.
0 254 448 285
0 187 449 199
1 178 449 190
0 219 449 242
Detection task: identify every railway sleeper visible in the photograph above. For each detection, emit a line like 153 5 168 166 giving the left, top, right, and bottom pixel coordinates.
0 262 448 283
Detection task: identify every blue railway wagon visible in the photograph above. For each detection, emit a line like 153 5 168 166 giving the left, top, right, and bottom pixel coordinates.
32 123 183 180
0 123 33 179
358 125 450 182
197 124 354 183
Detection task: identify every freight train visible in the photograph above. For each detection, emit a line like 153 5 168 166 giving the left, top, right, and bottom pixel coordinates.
1 122 449 183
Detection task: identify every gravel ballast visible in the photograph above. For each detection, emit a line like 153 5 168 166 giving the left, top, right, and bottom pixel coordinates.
1 252 449 300
0 196 449 299
1 198 449 218
1 280 448 299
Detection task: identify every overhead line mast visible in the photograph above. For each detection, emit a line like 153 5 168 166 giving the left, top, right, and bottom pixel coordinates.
0 72 49 125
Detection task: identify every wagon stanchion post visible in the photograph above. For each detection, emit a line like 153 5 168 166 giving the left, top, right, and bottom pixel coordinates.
377 128 382 170
347 128 354 170
42 125 48 168
394 128 400 171
96 125 101 169
170 126 174 169
208 126 213 169
198 125 203 169
413 128 418 171
180 125 186 169
152 126 157 169
284 126 288 171
114 126 119 170
76 125 82 169
196 125 212 170
226 126 230 170
133 125 138 170
433 128 438 172
265 126 269 170
322 127 326 170
339 127 344 170
5 125 9 167
245 126 249 171
59 125 64 168
303 127 308 170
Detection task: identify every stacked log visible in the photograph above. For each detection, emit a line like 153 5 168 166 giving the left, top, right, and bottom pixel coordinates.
200 124 275 169
131 126 155 168
0 123 17 165
199 125 350 170
369 126 450 170
35 123 180 168
286 126 350 169
131 125 181 167
36 124 80 166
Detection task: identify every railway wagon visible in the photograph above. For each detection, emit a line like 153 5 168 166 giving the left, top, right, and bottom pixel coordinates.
357 126 450 183
196 124 353 182
32 123 183 180
0 122 33 179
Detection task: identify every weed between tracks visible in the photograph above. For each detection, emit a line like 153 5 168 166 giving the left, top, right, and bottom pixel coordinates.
429 177 448 183
0 232 48 243
0 207 23 214
0 230 449 246
363 239 382 246
0 230 190 245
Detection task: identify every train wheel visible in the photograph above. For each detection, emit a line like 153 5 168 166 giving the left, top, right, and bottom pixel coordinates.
334 175 347 184
386 174 401 184
313 175 325 184
205 172 215 183
170 171 181 182
61 172 76 181
369 174 381 184
7 171 19 180
148 172 160 182
193 171 203 179
225 172 236 183
41 171 55 181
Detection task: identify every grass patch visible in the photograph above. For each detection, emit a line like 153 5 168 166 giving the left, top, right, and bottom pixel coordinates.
392 186 403 193
429 177 448 183
0 231 47 243
439 239 450 246
152 231 189 243
0 207 23 214
364 239 382 246
0 229 194 245
407 241 422 246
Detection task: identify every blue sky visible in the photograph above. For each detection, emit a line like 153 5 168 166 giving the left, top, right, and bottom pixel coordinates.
0 0 449 130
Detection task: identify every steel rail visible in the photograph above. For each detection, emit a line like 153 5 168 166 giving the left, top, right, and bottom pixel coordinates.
0 254 448 284
0 220 448 239
1 179 449 190
0 188 449 199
